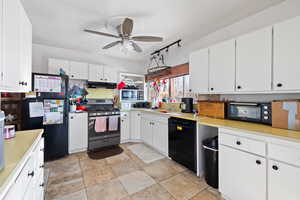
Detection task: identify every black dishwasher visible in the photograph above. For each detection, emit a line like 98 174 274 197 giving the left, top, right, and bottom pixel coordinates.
169 117 197 172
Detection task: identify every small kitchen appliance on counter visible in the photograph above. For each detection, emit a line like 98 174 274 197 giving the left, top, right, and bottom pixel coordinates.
180 98 193 113
227 102 272 125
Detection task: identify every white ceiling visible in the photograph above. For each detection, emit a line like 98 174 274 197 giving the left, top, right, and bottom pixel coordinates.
22 0 284 62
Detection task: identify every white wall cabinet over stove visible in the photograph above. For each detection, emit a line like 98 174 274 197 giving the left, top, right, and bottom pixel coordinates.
89 64 118 83
69 112 88 153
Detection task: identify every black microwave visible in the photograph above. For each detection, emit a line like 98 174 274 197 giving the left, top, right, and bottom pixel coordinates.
227 102 272 125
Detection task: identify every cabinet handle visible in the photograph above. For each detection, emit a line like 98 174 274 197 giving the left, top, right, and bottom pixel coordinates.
40 183 44 187
237 85 242 89
40 148 44 152
19 81 24 85
70 117 74 119
272 165 279 171
189 89 192 92
71 75 74 78
28 171 34 177
210 88 214 91
256 160 261 165
121 120 124 122
236 141 241 145
277 83 282 87
40 164 44 168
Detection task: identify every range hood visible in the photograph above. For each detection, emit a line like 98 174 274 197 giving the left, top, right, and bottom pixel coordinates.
87 81 117 89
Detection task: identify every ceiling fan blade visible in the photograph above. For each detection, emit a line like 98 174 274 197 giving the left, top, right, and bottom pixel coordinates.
131 42 142 53
132 36 163 42
84 29 120 38
102 41 121 49
122 18 133 36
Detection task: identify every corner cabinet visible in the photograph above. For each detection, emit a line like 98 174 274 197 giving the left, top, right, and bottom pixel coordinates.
209 39 236 93
236 27 272 92
273 16 300 92
1 0 32 92
189 48 209 94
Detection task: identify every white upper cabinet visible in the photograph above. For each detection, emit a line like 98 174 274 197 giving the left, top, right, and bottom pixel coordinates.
0 0 3 88
1 0 22 91
103 67 118 83
88 64 104 82
273 16 300 91
189 48 209 93
69 61 88 80
236 27 272 92
48 58 70 75
19 5 32 92
209 39 236 93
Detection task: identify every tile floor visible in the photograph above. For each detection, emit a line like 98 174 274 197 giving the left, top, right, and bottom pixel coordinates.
45 143 221 200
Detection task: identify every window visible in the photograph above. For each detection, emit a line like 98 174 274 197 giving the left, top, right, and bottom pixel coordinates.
147 75 190 103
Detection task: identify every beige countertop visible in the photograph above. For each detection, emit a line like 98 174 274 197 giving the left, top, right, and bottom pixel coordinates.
0 129 43 196
131 108 300 143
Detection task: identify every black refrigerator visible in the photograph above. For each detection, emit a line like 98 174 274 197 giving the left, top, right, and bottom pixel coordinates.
23 73 69 161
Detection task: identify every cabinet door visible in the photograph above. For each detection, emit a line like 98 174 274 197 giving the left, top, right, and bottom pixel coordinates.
2 0 22 90
130 111 141 140
141 118 153 146
189 48 209 93
19 6 32 92
89 64 104 82
273 16 300 91
121 112 130 143
48 58 69 75
236 27 272 92
152 121 168 155
69 113 88 153
0 0 3 88
69 61 88 80
219 145 266 200
209 39 236 93
269 160 300 200
103 66 118 83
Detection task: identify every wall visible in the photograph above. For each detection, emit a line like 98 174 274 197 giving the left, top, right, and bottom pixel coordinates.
162 0 300 102
32 43 146 75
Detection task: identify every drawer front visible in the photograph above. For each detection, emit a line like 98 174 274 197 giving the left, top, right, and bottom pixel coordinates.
219 132 266 156
269 143 300 167
13 156 34 199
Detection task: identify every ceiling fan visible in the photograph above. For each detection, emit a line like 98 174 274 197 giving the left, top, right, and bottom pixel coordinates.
84 17 163 53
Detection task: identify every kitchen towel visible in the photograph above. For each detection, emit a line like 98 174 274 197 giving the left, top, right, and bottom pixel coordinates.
95 117 107 133
109 116 119 131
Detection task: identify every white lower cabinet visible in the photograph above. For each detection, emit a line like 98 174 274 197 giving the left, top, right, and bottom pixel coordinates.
69 112 88 153
121 112 130 143
268 160 300 200
140 113 168 156
219 145 266 200
152 121 168 156
130 111 141 141
4 137 44 200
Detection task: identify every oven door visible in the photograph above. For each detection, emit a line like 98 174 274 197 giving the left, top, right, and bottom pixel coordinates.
88 114 120 150
227 103 262 123
121 90 137 101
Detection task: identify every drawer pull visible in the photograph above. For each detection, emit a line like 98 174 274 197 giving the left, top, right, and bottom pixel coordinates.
40 183 44 187
256 160 261 165
40 164 44 168
236 141 241 145
28 171 34 177
40 148 44 152
272 165 279 171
